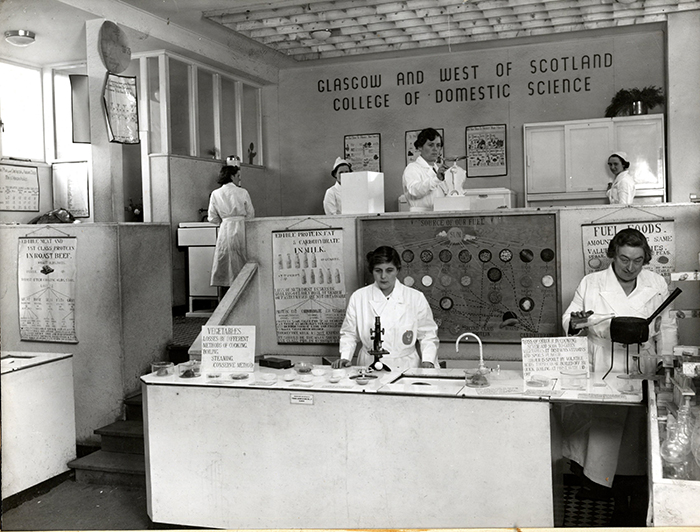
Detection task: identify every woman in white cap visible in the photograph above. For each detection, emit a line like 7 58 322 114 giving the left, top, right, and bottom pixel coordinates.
323 157 352 215
606 151 635 204
207 155 255 296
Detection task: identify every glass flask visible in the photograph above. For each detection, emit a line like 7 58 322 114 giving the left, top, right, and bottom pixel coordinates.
660 409 693 480
691 411 700 468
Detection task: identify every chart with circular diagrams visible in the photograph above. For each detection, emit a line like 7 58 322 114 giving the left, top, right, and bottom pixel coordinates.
360 213 560 342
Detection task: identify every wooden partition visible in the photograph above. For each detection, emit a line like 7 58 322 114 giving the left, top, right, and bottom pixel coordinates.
0 223 173 444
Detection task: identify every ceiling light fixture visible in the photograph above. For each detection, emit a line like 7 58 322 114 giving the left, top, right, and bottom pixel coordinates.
310 29 332 41
4 30 36 47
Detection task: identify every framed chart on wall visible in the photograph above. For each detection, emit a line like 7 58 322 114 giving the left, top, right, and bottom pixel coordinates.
465 124 507 177
358 212 560 343
405 128 444 166
344 133 381 172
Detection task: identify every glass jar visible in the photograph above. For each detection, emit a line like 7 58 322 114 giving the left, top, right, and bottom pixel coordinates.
660 411 693 480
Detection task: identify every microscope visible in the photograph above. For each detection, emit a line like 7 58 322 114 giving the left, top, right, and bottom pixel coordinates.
368 316 390 371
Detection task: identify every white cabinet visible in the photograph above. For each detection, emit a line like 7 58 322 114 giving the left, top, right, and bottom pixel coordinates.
524 114 665 206
2 352 76 498
177 223 218 317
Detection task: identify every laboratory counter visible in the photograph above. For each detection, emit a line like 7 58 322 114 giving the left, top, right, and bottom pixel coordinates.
141 363 643 529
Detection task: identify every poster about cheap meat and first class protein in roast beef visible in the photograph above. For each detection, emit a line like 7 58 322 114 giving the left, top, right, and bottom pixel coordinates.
272 229 346 344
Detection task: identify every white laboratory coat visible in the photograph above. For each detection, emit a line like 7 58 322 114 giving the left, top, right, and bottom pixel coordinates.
339 281 439 372
208 183 255 286
402 156 449 211
607 170 636 205
323 182 341 215
562 265 678 374
561 265 678 487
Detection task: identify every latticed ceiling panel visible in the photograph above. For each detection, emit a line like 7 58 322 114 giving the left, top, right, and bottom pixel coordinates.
204 0 700 61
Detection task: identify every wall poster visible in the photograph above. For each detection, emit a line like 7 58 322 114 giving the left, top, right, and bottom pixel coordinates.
0 164 40 212
52 161 90 218
405 128 445 166
18 235 78 343
359 213 560 343
272 228 346 344
581 220 675 281
344 133 380 172
465 124 507 177
103 73 139 144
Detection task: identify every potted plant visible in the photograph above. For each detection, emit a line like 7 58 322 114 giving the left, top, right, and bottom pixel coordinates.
605 86 665 117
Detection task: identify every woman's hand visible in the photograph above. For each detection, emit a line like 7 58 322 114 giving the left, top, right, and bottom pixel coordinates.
420 361 435 369
332 358 351 369
568 310 593 335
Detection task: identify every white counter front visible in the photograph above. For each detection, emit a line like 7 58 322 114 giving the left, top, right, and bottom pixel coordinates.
142 365 556 528
2 351 76 499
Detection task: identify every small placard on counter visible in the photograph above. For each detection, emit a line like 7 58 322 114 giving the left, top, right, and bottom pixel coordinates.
521 336 589 388
201 325 256 374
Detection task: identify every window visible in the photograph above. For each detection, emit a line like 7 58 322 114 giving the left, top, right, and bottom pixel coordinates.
0 61 44 161
140 52 263 165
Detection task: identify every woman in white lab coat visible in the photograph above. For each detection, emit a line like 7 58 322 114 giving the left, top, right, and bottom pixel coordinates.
606 151 636 205
561 228 677 522
332 246 439 371
208 156 255 290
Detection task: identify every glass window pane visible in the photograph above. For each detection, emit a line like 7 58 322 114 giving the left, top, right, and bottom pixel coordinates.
169 58 190 156
147 57 162 154
53 71 90 161
220 77 238 160
241 84 261 165
197 70 215 159
0 62 44 161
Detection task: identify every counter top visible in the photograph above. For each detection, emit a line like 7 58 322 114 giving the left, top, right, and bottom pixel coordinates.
141 363 643 404
1 351 73 375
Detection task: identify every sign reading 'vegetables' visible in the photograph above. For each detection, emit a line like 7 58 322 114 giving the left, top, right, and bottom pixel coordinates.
201 325 256 374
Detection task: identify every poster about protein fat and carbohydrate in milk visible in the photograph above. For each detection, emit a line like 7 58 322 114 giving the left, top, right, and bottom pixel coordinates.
272 229 346 344
18 236 78 343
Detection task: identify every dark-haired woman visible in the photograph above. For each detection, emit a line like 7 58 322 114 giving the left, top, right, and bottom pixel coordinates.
561 228 677 522
332 246 439 371
606 151 635 204
402 128 450 212
208 156 255 290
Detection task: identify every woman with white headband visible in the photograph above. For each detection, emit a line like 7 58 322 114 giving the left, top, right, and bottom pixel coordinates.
207 155 255 296
606 151 636 205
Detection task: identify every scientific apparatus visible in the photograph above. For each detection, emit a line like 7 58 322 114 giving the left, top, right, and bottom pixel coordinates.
368 315 390 371
604 287 682 380
456 332 490 388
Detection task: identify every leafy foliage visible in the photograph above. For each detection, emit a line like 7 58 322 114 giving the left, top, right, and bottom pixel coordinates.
605 86 665 117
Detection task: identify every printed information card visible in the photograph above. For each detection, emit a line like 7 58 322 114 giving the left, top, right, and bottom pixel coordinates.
521 336 589 388
200 325 256 374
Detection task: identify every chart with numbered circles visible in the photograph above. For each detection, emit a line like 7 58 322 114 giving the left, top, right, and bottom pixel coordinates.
360 214 560 342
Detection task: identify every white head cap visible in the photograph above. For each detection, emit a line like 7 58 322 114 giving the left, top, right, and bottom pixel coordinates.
331 157 351 177
226 155 241 168
609 151 629 164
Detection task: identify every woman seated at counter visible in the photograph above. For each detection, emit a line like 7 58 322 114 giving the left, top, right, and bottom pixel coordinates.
562 228 677 523
332 246 439 371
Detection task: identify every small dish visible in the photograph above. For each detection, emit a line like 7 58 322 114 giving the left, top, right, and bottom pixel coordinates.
300 374 313 383
311 368 327 377
178 361 201 378
260 373 277 384
283 371 296 382
295 362 313 374
231 372 250 380
355 377 369 385
329 375 342 383
151 361 174 377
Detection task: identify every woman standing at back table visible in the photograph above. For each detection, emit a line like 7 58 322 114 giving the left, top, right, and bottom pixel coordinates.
208 156 255 297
